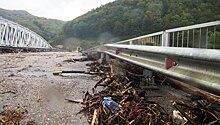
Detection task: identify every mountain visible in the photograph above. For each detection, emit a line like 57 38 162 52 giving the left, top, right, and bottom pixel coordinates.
54 0 220 49
0 8 65 41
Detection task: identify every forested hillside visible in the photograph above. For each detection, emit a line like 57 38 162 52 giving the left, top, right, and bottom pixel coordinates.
54 0 220 49
0 8 65 41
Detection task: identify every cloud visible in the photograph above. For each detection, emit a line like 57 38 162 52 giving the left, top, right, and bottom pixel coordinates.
0 0 115 21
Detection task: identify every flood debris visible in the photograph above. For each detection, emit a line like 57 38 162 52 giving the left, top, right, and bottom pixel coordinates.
26 120 35 125
52 70 101 76
75 60 220 125
56 63 62 67
167 78 220 104
53 70 86 75
63 57 88 63
36 95 44 102
8 73 16 77
0 107 28 125
65 98 83 104
62 59 76 63
86 61 111 76
53 61 111 76
77 73 172 125
15 56 25 59
0 90 16 95
102 97 122 113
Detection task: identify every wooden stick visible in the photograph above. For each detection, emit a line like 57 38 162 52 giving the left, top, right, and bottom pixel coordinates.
91 109 98 125
0 90 16 94
65 98 83 104
53 70 86 75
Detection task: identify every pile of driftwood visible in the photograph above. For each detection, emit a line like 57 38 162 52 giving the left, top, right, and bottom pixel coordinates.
78 74 172 125
86 61 111 76
77 61 220 125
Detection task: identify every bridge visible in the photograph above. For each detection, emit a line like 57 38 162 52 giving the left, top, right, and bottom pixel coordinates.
0 17 52 52
86 20 220 95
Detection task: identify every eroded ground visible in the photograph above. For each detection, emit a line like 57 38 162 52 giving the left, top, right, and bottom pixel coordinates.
0 52 95 125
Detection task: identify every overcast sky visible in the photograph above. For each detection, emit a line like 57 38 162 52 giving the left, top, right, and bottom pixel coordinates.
0 0 115 21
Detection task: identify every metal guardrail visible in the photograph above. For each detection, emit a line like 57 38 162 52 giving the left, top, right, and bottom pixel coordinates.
104 44 220 95
0 17 52 49
98 21 220 95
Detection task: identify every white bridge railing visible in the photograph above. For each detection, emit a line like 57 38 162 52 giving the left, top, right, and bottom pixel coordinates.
116 20 220 49
0 17 52 49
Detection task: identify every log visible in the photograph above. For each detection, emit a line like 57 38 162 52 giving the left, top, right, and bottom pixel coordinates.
167 78 220 104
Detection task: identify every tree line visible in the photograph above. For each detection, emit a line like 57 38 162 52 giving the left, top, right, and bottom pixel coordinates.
52 0 220 49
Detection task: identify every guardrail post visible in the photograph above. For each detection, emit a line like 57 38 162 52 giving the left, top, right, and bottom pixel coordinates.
129 41 133 45
162 31 170 47
140 69 155 88
99 53 110 63
106 54 110 63
100 53 105 63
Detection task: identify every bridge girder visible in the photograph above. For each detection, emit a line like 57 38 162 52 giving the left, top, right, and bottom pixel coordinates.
0 17 52 50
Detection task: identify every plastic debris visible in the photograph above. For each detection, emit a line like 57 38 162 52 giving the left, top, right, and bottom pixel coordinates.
102 97 122 113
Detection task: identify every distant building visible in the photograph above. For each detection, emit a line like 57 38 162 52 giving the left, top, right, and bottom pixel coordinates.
55 44 64 49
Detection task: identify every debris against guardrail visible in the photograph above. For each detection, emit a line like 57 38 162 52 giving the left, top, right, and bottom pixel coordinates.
74 60 220 125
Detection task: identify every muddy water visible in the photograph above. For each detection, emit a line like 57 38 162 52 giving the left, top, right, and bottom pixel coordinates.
0 52 96 124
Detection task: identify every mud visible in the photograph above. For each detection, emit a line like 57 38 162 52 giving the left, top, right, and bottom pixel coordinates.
0 52 96 125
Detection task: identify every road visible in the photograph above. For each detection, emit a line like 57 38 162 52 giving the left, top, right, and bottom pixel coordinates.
0 52 95 125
